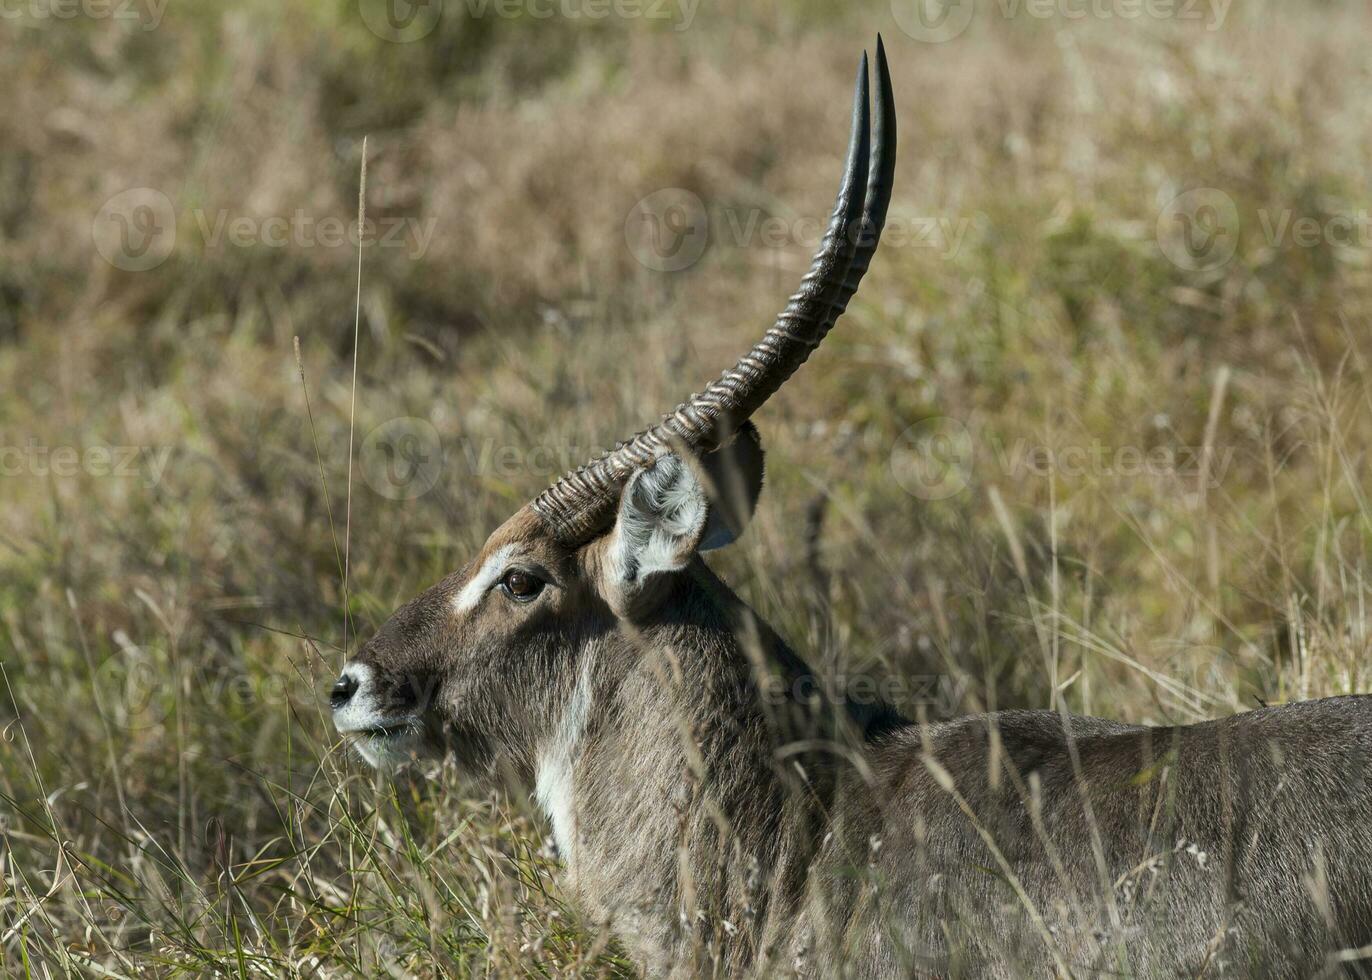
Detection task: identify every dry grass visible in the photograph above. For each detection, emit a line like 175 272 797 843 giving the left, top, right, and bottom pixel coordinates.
3 0 1372 974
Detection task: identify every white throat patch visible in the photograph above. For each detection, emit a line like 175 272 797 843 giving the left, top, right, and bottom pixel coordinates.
535 656 594 865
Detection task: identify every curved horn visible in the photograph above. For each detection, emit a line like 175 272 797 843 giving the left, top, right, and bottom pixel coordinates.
532 39 897 545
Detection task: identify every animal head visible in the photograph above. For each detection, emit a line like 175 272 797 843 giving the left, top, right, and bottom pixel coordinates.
331 40 896 777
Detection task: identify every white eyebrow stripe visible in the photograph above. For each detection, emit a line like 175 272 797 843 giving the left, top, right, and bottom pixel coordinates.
453 544 517 614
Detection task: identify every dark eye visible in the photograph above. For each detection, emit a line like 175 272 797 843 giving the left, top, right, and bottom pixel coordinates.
500 569 544 602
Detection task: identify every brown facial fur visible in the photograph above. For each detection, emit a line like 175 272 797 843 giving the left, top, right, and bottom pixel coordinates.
348 506 598 777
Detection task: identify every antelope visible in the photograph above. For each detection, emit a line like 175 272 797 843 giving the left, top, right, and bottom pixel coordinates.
330 40 1372 978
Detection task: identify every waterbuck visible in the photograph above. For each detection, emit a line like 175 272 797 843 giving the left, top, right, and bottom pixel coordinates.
330 40 1372 978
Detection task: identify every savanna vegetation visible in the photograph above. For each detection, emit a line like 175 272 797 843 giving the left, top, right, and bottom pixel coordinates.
2 0 1371 973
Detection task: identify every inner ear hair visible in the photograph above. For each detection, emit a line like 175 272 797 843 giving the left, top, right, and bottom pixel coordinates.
612 453 710 585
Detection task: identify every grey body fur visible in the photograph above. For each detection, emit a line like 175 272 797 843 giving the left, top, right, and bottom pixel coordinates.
555 559 1372 977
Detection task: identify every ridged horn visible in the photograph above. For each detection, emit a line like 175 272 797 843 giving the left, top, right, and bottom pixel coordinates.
532 38 897 545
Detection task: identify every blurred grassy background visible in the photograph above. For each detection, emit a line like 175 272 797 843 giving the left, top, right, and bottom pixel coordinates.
3 0 1372 973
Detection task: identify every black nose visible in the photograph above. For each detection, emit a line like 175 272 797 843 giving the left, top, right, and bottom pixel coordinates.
330 673 358 709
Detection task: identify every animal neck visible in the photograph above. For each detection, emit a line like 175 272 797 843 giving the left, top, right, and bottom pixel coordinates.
534 562 845 972
533 650 596 862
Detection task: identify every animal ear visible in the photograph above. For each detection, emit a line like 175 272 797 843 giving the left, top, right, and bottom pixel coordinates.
609 454 711 587
692 420 765 552
607 423 766 590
